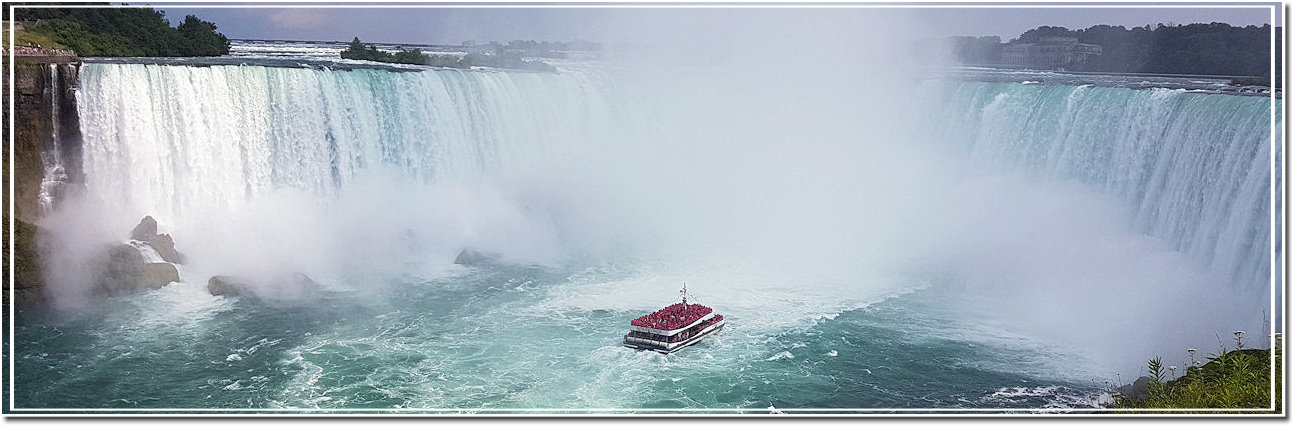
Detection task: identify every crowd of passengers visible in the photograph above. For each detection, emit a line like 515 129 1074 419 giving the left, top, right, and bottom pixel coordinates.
630 303 714 330
627 315 726 343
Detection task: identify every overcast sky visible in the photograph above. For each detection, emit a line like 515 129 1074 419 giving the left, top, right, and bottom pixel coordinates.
153 3 1280 45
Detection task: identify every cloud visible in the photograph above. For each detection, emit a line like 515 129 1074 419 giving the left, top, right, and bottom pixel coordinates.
266 9 332 30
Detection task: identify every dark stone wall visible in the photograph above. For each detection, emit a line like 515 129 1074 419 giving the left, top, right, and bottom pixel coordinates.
6 63 52 224
57 64 84 186
2 58 82 309
2 219 44 308
3 60 82 222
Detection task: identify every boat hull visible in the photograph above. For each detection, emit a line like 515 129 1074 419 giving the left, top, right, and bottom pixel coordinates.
623 319 724 354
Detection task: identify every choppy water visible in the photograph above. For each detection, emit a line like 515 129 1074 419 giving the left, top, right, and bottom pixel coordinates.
14 262 1111 412
12 40 1278 413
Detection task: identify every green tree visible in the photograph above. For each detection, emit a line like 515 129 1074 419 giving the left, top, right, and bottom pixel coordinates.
1011 26 1077 44
15 6 230 57
957 22 1275 77
175 15 230 56
392 47 431 65
340 37 390 62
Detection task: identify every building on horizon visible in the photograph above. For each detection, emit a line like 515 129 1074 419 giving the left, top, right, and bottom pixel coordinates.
1000 36 1103 70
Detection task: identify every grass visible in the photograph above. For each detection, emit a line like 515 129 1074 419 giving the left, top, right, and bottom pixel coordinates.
2 22 68 50
1114 334 1282 414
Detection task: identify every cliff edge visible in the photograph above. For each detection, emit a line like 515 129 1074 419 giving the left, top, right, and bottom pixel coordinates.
3 45 82 309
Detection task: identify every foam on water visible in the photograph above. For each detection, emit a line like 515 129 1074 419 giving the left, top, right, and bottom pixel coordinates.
126 240 167 263
16 42 1277 410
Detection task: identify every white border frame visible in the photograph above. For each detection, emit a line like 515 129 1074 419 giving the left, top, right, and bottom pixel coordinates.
3 0 1286 416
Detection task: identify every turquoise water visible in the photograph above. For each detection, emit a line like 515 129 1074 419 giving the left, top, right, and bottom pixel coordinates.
13 262 1105 412
12 57 1277 412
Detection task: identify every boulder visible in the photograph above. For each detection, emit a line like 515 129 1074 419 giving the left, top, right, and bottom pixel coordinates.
127 216 185 264
288 272 319 289
138 263 180 288
208 275 251 297
453 248 500 266
149 233 183 264
6 215 187 305
1117 376 1152 400
208 272 320 302
130 215 158 241
104 243 145 283
97 243 178 294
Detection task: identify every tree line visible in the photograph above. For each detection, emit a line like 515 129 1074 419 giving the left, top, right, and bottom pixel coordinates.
342 37 556 72
9 3 230 56
953 22 1279 78
473 39 605 59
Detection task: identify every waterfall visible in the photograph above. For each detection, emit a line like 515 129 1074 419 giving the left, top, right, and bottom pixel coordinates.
69 63 1277 295
74 63 617 225
923 81 1280 293
38 63 75 215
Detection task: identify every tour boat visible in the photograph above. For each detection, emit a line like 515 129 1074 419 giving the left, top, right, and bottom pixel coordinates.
623 284 725 354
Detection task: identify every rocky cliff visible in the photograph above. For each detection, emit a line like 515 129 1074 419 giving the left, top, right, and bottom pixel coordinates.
3 55 83 309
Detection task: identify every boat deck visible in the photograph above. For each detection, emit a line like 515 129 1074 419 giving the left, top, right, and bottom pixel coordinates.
623 318 725 354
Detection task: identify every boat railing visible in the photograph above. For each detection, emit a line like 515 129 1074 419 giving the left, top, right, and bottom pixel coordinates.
627 315 726 342
630 312 716 336
624 316 726 350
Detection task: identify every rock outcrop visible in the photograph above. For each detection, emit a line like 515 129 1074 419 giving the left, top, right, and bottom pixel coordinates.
4 217 47 308
127 215 185 264
130 215 158 241
140 262 181 286
92 216 185 295
148 233 183 264
1 56 81 310
453 248 500 266
1118 376 1152 399
206 275 248 297
97 242 179 294
208 272 319 302
3 59 82 223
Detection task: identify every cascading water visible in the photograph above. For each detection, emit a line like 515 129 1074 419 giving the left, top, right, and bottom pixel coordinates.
921 81 1279 295
37 63 72 215
18 58 1278 410
71 65 1278 291
74 63 617 224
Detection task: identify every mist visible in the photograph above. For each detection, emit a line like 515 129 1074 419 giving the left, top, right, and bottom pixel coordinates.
44 7 1273 383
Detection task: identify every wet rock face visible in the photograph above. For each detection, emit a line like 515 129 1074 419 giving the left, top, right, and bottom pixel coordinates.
107 242 146 271
207 275 249 297
6 218 46 308
130 216 159 241
149 233 183 264
4 61 82 223
208 272 320 303
138 263 180 289
92 216 185 295
99 242 145 292
453 248 500 266
97 242 179 294
128 215 185 264
3 60 81 310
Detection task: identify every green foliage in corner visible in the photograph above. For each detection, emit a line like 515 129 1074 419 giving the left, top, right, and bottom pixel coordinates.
1116 346 1281 413
13 5 230 56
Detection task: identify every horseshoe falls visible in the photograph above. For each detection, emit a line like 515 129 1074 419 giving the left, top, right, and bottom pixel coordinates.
14 56 1278 412
925 82 1275 289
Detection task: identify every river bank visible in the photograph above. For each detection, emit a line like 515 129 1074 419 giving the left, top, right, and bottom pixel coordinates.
1112 334 1282 413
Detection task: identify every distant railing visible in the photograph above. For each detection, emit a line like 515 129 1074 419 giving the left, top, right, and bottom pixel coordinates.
4 46 77 57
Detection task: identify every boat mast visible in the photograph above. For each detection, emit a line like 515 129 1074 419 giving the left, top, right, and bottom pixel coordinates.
681 282 687 306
